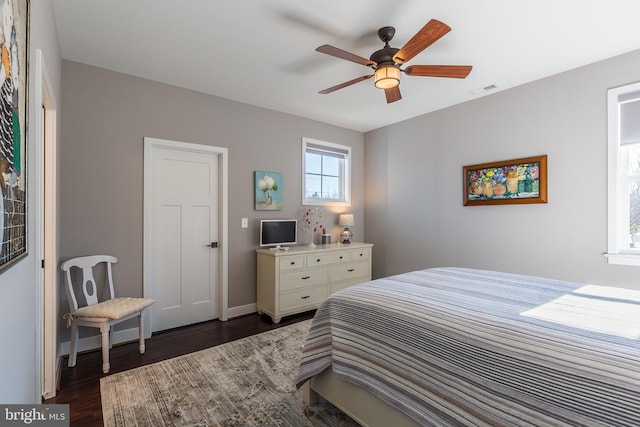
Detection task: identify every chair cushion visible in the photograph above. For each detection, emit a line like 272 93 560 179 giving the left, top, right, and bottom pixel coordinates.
74 297 155 320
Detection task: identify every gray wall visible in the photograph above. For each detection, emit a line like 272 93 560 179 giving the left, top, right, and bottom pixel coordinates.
0 0 62 402
365 48 640 289
59 61 365 340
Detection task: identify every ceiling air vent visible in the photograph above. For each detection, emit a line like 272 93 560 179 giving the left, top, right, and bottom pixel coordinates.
471 85 497 96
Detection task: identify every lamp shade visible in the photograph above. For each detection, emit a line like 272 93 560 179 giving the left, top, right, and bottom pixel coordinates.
374 65 400 89
338 214 354 227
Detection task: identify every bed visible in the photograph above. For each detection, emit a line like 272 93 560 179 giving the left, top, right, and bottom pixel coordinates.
296 267 640 427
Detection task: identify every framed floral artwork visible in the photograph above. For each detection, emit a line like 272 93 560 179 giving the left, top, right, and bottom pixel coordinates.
463 155 547 206
255 171 282 210
0 0 29 272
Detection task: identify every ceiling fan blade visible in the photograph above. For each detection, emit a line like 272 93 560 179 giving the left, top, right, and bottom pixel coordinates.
319 75 373 94
404 65 472 78
385 86 402 103
393 19 451 65
316 45 376 67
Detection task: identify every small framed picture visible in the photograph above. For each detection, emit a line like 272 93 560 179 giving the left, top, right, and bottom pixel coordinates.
255 171 282 210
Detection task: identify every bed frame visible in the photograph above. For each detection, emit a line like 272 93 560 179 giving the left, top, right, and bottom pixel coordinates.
302 367 421 427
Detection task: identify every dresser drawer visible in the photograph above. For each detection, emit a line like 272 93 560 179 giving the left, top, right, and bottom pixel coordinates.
306 250 350 266
350 247 370 262
328 250 350 263
278 255 306 270
280 267 329 291
331 260 370 282
280 286 328 311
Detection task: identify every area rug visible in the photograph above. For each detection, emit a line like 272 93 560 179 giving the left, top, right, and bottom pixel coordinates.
100 320 358 426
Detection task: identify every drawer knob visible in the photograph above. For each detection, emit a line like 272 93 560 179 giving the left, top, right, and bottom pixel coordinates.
316 259 321 262
301 295 310 299
301 276 311 280
339 256 343 259
348 268 355 272
359 253 363 257
290 261 296 265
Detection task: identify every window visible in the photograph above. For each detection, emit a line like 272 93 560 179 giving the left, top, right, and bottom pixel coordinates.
302 137 351 206
607 81 640 266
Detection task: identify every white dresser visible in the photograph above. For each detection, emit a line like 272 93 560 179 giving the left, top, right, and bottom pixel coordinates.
256 242 373 323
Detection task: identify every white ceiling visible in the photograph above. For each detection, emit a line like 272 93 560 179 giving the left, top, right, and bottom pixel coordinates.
51 0 640 133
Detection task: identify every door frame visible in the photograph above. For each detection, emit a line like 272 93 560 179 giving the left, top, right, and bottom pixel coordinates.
35 50 58 400
143 137 229 333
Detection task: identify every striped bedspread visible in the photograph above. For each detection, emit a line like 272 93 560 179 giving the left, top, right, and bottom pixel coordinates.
296 267 640 426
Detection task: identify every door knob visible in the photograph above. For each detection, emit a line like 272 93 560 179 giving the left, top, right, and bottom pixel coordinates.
206 242 218 248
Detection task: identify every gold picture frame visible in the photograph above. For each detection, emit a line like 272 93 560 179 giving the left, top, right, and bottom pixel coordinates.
463 155 547 206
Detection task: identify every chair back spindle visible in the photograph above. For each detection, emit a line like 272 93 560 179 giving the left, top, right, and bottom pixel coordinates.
81 266 99 306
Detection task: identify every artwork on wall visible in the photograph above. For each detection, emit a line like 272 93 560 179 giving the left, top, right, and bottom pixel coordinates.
463 155 547 206
255 171 283 210
0 0 29 272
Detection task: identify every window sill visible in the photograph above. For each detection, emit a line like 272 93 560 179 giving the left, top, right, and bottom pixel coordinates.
302 199 351 207
605 253 640 266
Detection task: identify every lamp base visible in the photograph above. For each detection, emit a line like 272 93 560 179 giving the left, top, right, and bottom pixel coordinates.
340 228 353 244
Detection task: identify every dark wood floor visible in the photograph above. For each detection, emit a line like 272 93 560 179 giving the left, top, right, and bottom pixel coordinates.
44 311 314 426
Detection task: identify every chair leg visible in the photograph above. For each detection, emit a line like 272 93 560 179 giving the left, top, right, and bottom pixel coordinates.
100 325 110 374
138 313 146 354
68 323 79 368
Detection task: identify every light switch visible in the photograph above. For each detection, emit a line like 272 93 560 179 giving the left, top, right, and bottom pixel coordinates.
241 218 248 228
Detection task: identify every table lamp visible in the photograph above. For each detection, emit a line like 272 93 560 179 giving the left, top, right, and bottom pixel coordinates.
338 214 354 244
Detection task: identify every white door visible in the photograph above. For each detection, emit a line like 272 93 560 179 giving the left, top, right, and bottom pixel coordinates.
145 138 226 332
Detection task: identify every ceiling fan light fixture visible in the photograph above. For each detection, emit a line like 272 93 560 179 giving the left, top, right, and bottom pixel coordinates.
315 20 471 101
374 65 400 89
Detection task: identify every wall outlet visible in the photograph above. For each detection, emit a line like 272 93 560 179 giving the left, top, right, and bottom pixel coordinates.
241 218 248 228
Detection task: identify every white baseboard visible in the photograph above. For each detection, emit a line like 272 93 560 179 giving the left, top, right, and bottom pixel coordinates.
58 304 259 355
58 326 143 357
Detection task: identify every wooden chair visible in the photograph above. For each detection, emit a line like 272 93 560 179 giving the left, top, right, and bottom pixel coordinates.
61 255 155 373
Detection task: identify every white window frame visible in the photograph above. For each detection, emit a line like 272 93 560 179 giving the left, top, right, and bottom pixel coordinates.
302 137 351 206
606 81 640 266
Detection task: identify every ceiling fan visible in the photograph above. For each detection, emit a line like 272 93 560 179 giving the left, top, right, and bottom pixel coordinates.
316 19 472 103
